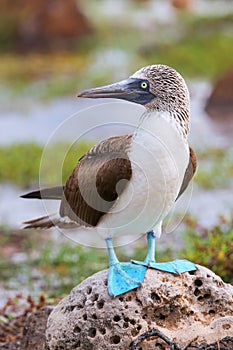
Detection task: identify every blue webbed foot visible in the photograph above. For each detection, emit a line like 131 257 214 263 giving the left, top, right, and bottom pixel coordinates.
108 262 147 297
148 259 197 274
106 237 147 297
132 231 197 274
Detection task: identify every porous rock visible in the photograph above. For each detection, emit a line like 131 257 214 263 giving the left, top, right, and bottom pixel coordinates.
45 265 233 349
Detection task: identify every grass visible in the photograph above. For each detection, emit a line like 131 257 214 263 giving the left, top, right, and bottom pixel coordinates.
0 227 107 297
195 147 233 189
0 52 90 99
143 33 233 80
36 240 108 296
180 215 233 284
0 141 94 188
0 143 42 188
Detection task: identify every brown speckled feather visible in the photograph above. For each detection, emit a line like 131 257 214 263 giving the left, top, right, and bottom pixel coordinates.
176 147 197 200
60 134 133 227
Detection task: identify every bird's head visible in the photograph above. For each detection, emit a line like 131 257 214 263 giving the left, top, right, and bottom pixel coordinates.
77 64 190 115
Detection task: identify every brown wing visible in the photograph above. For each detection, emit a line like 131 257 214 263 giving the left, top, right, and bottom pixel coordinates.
60 135 133 227
176 147 197 200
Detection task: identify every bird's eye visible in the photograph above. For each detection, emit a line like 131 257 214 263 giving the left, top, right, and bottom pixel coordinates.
141 81 148 89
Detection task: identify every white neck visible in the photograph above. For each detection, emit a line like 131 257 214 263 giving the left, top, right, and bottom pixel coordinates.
137 110 189 142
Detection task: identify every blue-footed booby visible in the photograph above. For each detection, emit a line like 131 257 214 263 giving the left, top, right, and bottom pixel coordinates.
22 64 197 297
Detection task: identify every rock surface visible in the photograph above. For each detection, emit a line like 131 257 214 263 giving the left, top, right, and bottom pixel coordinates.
45 265 233 349
21 306 53 350
0 306 53 350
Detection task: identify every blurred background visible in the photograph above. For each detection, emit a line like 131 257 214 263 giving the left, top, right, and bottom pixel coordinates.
0 0 233 322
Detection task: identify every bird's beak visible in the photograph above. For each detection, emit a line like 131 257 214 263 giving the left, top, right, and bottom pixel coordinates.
77 78 154 105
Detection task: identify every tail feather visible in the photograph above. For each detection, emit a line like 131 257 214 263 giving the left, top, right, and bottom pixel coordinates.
23 214 60 229
23 214 79 229
21 186 64 200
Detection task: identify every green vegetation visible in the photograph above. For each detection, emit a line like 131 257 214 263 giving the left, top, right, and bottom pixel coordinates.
0 141 93 187
37 241 108 296
143 13 233 78
195 147 233 189
0 143 42 187
0 228 107 297
143 33 233 80
0 53 90 99
180 216 233 283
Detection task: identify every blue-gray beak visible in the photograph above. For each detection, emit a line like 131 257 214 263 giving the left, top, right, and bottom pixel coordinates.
77 78 154 106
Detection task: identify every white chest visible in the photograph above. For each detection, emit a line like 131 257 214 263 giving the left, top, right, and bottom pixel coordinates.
97 112 189 238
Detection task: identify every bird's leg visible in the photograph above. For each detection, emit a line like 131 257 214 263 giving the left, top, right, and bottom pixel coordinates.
106 237 147 297
132 231 156 266
144 231 156 264
132 231 197 274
